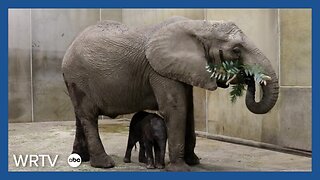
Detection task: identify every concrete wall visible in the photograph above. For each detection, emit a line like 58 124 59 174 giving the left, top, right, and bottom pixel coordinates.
9 9 32 123
31 9 101 122
9 9 122 122
278 10 311 150
8 9 311 151
122 9 204 27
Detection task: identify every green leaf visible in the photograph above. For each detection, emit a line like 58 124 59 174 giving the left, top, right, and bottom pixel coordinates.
230 84 245 103
205 61 269 103
214 73 219 79
244 69 249 76
222 62 227 69
210 72 215 78
217 73 221 80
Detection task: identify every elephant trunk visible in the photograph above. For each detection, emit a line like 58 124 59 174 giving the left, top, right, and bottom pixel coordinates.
244 50 279 114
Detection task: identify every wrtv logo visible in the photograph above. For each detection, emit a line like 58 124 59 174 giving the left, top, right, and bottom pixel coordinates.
13 154 59 167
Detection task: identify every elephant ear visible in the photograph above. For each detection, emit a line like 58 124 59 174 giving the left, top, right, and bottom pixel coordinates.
146 20 217 91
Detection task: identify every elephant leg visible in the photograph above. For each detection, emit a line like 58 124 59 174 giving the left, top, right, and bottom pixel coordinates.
80 112 114 168
72 116 90 162
150 75 191 171
154 141 166 169
144 141 155 169
123 135 137 163
154 143 161 168
68 82 114 168
184 87 200 165
138 140 147 163
164 112 191 171
79 114 115 168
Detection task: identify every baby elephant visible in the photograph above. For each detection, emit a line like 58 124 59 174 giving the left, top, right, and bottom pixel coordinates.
123 111 167 169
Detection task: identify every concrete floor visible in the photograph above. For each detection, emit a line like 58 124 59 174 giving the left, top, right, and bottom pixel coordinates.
8 120 311 172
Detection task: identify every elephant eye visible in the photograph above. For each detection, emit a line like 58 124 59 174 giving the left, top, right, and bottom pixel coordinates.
232 47 241 54
232 47 242 58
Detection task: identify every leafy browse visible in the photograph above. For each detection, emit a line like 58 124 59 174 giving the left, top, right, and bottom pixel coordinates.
230 83 245 103
206 61 271 103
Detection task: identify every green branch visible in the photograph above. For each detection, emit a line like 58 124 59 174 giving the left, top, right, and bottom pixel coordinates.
206 61 270 103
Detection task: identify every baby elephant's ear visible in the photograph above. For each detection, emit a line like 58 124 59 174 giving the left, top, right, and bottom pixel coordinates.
146 20 217 91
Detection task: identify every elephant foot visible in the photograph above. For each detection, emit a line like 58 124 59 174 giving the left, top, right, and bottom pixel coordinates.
185 152 200 165
146 164 155 169
90 154 115 168
123 157 131 163
72 151 90 162
139 156 147 163
155 163 165 169
166 159 191 172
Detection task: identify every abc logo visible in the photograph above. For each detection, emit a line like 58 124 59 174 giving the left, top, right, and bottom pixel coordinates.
67 153 82 167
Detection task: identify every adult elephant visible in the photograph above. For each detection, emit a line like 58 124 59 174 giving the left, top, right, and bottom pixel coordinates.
62 16 279 171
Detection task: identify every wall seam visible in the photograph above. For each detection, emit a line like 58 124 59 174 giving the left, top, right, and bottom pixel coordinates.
29 9 34 123
278 9 281 86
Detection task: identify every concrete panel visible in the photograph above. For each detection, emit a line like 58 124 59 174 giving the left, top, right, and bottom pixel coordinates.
280 9 311 86
278 88 311 151
100 9 122 22
122 9 204 27
206 9 280 76
260 95 280 145
8 9 32 123
207 88 263 141
31 9 100 122
207 87 281 143
193 87 206 132
206 86 311 151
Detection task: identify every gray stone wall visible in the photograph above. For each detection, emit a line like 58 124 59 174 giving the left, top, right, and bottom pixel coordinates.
8 9 311 151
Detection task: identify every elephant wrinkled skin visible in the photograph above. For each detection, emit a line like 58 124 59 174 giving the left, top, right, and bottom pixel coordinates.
62 16 279 171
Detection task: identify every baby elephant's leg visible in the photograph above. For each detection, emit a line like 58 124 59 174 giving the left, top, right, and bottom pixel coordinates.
144 141 155 169
138 140 147 163
155 140 166 169
123 136 137 163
